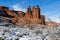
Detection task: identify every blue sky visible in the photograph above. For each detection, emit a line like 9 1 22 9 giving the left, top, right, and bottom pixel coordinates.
0 0 60 22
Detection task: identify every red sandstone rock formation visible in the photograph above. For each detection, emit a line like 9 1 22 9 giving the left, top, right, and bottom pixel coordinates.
0 6 9 10
0 6 45 26
32 6 40 19
17 11 25 18
25 6 32 18
0 6 16 18
4 9 16 17
45 22 57 26
31 6 42 24
40 15 45 24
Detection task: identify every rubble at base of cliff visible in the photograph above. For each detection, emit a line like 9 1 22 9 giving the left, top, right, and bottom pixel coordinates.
0 23 60 40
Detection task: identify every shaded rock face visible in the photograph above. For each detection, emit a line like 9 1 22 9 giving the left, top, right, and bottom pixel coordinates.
0 6 45 26
40 15 45 25
0 6 9 10
0 7 15 18
4 9 16 17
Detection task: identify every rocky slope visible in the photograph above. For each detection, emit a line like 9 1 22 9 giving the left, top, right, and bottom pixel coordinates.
0 23 60 40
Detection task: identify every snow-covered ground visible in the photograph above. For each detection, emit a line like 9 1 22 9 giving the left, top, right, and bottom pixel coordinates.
0 23 60 40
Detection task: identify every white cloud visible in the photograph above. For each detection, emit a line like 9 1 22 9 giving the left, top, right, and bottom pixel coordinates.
46 16 60 23
12 3 26 12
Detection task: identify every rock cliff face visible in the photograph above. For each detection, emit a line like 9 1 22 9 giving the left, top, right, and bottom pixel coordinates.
0 6 45 26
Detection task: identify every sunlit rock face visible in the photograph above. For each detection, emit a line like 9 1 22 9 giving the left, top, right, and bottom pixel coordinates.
0 6 45 27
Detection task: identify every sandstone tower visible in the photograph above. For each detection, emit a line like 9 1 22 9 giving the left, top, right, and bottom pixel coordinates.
32 5 40 18
25 6 32 18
